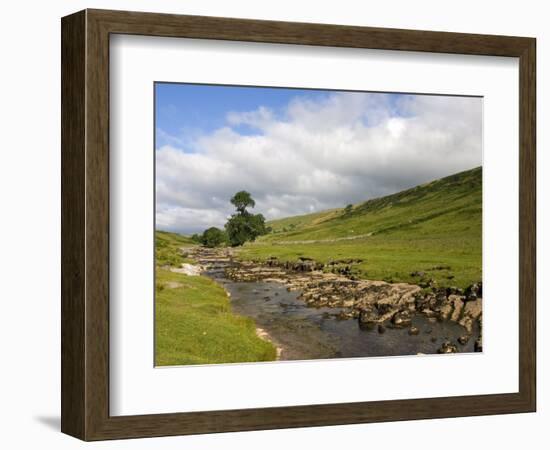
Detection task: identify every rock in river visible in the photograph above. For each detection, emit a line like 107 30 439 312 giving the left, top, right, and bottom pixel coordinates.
438 341 458 354
392 311 413 328
474 337 483 352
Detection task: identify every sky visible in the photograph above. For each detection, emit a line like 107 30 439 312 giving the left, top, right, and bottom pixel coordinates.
155 83 482 234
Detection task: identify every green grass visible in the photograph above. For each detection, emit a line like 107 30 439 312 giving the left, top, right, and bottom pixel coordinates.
155 230 196 266
155 229 276 366
155 268 277 366
268 208 341 234
237 167 482 289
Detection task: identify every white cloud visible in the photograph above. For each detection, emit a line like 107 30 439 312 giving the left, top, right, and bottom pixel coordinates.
156 92 482 234
226 106 274 129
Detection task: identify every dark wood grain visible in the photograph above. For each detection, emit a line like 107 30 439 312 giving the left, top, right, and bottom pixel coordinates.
61 8 537 441
90 8 532 56
518 39 536 409
85 10 111 439
61 10 86 439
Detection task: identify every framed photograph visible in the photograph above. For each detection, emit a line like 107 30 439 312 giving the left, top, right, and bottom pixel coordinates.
61 9 536 440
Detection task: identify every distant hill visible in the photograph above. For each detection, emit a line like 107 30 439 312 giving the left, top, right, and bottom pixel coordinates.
265 167 481 243
240 167 482 288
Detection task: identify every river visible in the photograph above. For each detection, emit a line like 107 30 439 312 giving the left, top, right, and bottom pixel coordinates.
204 262 480 361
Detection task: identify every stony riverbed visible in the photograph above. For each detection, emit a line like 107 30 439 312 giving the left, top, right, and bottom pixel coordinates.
179 246 483 359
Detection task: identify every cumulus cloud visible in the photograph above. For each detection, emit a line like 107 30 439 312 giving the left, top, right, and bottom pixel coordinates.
156 92 481 234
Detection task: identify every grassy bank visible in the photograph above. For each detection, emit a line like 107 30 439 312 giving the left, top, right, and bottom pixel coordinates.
237 167 482 289
155 230 197 266
155 231 277 366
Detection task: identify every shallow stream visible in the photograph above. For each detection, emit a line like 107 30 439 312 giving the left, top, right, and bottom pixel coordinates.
205 264 480 360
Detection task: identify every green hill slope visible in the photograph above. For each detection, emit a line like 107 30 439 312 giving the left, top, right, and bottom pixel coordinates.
155 230 197 266
238 167 482 289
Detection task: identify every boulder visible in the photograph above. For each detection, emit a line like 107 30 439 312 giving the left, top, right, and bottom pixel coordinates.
438 341 458 354
463 298 482 320
392 311 412 328
474 337 483 352
438 303 453 321
446 286 463 296
465 282 482 299
358 306 379 325
376 298 397 314
459 316 473 333
421 308 437 318
449 295 464 322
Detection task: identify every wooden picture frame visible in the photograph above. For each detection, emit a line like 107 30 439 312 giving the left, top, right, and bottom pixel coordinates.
61 8 536 441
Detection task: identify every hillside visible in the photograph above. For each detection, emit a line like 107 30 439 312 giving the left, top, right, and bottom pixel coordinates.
238 167 482 289
155 230 197 266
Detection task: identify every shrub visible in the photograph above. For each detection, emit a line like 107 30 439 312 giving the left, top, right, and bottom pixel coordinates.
200 227 227 248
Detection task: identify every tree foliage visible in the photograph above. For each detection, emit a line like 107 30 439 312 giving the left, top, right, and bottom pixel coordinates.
225 212 267 246
225 191 267 246
230 191 255 214
200 227 227 248
196 191 267 248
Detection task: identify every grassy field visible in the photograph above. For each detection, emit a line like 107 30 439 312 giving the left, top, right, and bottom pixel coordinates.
238 167 482 289
155 231 277 366
155 230 197 266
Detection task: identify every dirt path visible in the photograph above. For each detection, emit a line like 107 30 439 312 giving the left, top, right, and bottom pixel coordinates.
271 232 373 245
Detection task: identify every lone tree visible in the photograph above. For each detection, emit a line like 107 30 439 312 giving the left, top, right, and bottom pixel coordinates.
230 191 255 214
225 191 267 246
200 227 226 248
